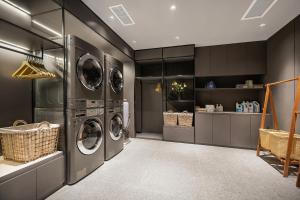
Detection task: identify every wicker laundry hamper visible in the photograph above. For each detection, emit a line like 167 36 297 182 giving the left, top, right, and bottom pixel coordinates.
178 112 193 127
259 129 277 150
0 120 59 162
269 131 300 160
163 112 178 126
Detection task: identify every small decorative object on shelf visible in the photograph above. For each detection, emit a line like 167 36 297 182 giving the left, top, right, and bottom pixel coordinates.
205 81 216 89
235 101 260 113
205 105 215 112
215 104 224 112
171 81 187 100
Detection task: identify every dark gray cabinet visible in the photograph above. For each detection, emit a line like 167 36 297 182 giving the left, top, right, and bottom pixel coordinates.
37 156 65 200
195 113 212 144
163 45 195 58
195 41 266 76
163 126 194 143
0 153 65 200
195 47 210 77
210 45 228 76
135 48 162 60
231 115 251 148
0 170 36 200
212 114 230 146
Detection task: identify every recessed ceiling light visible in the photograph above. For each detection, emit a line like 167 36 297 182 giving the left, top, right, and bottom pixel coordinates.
109 15 114 20
132 40 137 44
241 0 278 20
175 36 180 40
170 5 176 11
259 23 266 27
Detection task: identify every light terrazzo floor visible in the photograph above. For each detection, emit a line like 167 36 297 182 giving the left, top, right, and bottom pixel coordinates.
47 138 300 200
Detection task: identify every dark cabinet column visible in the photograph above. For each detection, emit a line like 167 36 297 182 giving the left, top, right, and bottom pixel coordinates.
212 114 230 146
195 47 210 77
227 43 247 75
195 113 212 144
247 42 266 74
210 45 228 76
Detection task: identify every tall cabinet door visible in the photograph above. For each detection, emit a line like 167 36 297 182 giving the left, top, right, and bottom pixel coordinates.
195 113 212 144
195 47 210 77
212 114 230 146
231 115 251 148
210 45 228 76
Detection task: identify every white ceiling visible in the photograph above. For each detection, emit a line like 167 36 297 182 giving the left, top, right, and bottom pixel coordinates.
82 0 300 50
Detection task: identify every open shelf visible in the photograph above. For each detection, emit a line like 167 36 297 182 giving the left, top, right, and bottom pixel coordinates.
136 76 163 81
167 100 195 103
164 75 194 80
195 88 264 91
0 19 63 57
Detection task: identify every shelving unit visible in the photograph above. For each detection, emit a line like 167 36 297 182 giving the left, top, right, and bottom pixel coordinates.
195 88 264 91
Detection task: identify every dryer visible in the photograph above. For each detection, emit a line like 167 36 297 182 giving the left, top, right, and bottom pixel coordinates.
105 102 124 160
105 55 123 101
66 107 105 184
66 35 105 109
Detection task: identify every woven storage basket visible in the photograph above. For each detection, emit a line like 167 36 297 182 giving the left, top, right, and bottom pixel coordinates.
259 129 274 150
178 112 193 127
163 112 178 126
0 120 59 162
269 131 300 160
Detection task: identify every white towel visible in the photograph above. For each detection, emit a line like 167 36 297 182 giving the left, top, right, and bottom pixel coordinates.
123 100 129 129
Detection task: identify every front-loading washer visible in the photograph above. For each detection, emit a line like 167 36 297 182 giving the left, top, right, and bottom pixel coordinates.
105 104 124 160
105 54 123 101
66 35 105 109
66 107 105 184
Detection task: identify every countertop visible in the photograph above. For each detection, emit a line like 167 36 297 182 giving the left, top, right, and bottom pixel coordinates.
195 111 271 115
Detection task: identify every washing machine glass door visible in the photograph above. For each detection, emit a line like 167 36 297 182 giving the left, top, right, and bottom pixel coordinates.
109 114 123 141
109 68 123 94
77 53 104 91
77 118 103 155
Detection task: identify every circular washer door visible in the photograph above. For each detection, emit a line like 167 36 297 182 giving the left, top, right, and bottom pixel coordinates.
109 114 123 141
77 53 104 91
77 118 103 155
109 68 123 94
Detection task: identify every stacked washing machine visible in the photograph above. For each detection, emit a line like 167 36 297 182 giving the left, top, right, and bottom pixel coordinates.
104 54 124 160
66 35 105 184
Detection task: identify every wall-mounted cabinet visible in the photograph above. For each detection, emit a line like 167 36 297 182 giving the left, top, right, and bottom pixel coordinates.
195 41 266 77
135 48 162 61
163 45 195 58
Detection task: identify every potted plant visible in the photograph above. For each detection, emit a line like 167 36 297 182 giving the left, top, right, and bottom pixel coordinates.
171 81 187 100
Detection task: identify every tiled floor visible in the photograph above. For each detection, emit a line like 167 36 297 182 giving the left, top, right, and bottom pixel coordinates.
48 138 300 200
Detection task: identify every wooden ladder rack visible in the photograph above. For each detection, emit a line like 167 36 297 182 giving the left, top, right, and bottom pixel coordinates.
257 76 300 177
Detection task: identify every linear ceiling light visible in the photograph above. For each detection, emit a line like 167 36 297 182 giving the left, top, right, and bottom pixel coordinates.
0 39 30 51
241 0 278 20
109 4 135 26
32 20 62 37
3 0 31 15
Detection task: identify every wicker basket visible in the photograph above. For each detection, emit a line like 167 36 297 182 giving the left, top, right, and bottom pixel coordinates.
178 112 193 127
0 120 59 162
259 129 274 150
269 131 300 160
163 112 178 126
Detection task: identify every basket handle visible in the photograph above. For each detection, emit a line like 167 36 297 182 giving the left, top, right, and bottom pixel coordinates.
13 120 27 127
37 121 50 129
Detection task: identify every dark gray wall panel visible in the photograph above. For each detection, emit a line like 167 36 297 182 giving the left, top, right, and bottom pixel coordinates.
267 21 295 131
0 49 32 127
141 80 163 133
135 80 142 133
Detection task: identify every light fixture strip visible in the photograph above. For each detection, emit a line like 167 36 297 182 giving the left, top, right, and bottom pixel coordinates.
109 4 135 26
0 39 30 51
241 0 278 20
32 20 62 37
3 0 31 15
